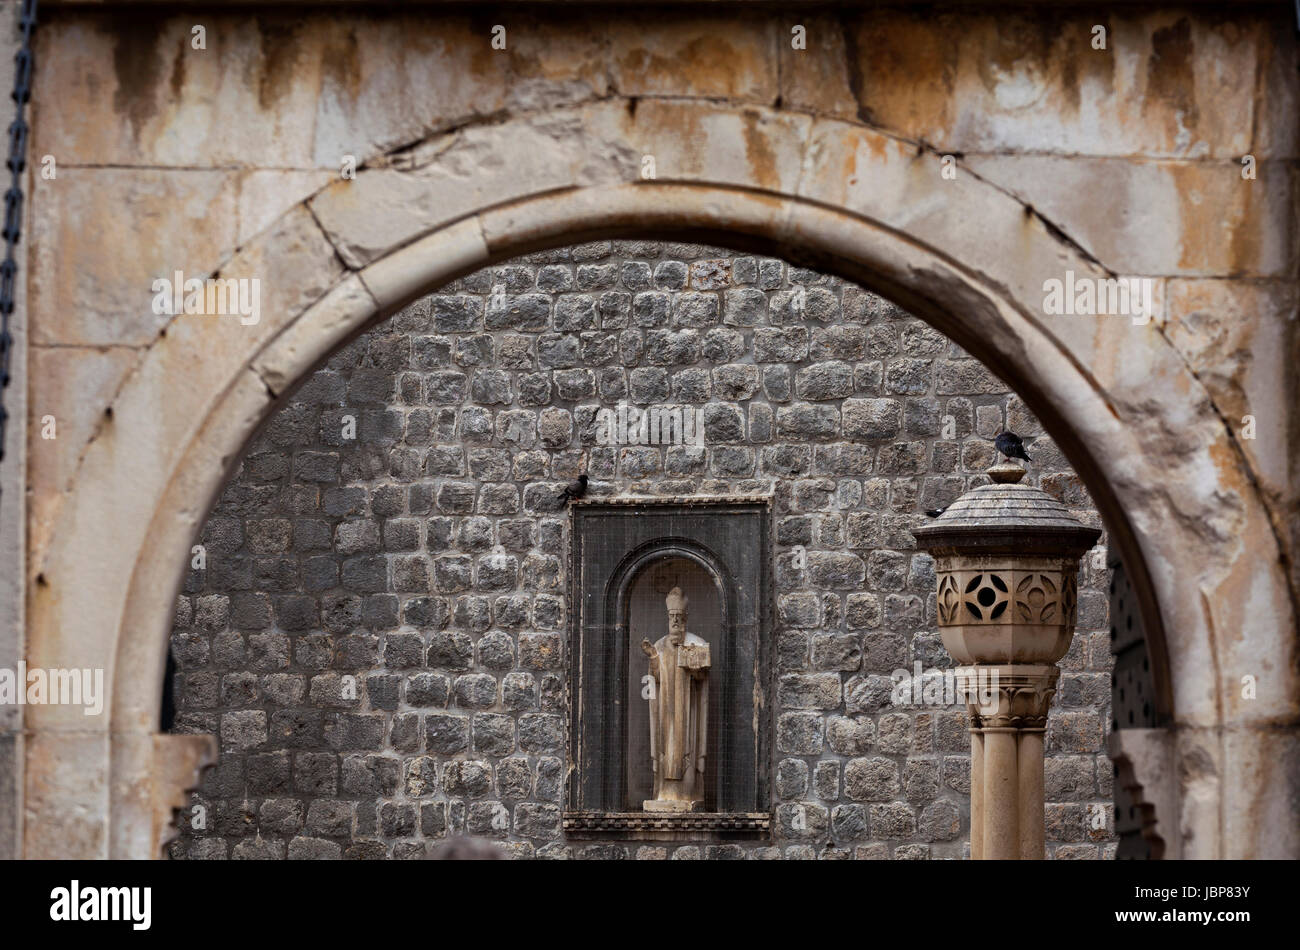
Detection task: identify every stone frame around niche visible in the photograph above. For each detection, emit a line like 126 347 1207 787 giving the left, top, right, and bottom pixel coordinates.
564 498 772 839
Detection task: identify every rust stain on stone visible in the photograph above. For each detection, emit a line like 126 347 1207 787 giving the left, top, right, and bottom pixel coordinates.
1207 438 1246 497
255 18 304 112
739 110 778 189
1058 46 1081 114
840 8 1124 138
846 12 957 136
979 16 1053 79
1052 14 1117 115
1168 161 1257 274
463 22 500 82
975 13 1092 115
841 136 859 190
1225 163 1260 277
447 11 504 82
321 23 362 100
1078 27 1116 102
1145 18 1200 142
1168 164 1210 272
618 33 748 98
168 33 186 102
862 128 890 163
110 13 166 141
836 126 887 192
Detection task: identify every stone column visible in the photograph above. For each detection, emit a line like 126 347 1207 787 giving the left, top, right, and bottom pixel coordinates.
969 726 984 860
982 726 1019 859
966 664 1056 859
915 463 1100 860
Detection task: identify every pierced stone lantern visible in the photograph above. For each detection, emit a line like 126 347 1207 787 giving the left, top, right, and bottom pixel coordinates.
913 461 1101 859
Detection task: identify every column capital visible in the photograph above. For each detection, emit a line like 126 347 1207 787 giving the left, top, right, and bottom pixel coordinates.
961 664 1059 732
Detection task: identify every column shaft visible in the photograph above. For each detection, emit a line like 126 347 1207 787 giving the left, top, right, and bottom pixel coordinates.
1018 729 1046 859
983 728 1018 860
970 728 984 860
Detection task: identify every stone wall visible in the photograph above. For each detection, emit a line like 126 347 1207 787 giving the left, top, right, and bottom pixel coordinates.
167 240 1114 860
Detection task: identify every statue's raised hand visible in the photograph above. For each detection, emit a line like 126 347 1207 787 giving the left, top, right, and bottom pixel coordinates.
640 638 656 658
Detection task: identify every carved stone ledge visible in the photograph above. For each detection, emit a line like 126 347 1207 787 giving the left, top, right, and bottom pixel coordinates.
570 493 772 508
562 810 770 840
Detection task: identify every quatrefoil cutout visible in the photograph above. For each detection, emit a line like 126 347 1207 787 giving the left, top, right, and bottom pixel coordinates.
962 572 1009 621
1015 574 1059 623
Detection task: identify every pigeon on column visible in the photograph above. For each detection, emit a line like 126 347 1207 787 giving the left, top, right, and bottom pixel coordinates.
993 430 1032 464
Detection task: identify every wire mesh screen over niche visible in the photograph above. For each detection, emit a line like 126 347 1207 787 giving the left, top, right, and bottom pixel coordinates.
567 500 770 835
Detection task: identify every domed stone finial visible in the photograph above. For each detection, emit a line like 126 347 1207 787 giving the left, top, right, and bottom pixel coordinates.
988 461 1026 484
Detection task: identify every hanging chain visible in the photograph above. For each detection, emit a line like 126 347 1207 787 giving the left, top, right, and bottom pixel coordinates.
0 0 37 508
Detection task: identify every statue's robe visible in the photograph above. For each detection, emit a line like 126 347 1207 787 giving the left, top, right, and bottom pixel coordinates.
647 631 708 802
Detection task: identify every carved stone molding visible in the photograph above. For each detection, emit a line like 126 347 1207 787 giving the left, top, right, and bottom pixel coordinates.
1108 728 1177 860
152 734 217 857
562 810 770 840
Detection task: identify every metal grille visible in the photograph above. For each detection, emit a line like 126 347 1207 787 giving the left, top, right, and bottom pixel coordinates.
0 0 38 507
1108 555 1157 859
1109 557 1157 731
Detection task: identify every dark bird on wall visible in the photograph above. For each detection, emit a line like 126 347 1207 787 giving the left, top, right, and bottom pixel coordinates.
924 507 947 518
559 474 588 505
993 430 1032 464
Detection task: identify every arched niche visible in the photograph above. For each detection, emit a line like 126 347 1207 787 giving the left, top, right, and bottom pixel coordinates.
621 552 726 811
567 499 770 834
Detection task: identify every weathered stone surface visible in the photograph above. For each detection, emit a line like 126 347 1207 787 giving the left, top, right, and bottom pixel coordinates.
30 170 239 347
965 155 1296 277
609 15 777 102
21 8 1296 865
827 11 1271 160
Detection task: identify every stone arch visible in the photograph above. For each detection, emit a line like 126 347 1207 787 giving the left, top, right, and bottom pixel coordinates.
23 101 1294 859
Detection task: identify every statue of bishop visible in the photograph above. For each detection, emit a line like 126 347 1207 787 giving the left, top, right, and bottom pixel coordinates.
640 586 710 811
